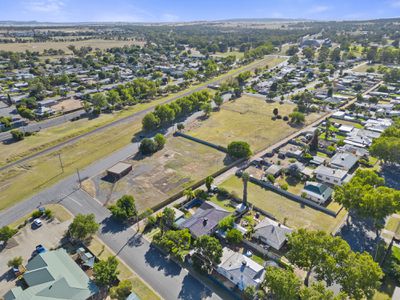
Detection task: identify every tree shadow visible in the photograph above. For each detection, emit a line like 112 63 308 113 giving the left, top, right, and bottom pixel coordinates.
100 216 128 234
0 268 14 283
338 213 380 254
380 164 400 190
178 274 213 300
144 245 182 277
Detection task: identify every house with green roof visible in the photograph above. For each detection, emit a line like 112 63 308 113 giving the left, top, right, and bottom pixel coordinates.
302 181 333 204
4 248 99 300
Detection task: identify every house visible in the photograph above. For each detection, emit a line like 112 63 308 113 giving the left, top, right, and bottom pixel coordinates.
330 152 358 171
279 144 304 159
302 181 333 204
4 248 98 300
253 217 292 250
179 201 230 238
314 165 349 186
216 247 265 291
265 164 282 177
338 124 354 135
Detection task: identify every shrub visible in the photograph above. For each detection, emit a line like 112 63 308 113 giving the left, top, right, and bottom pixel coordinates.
283 116 289 121
7 256 23 268
276 115 282 119
11 129 24 141
267 174 275 183
31 210 42 218
226 228 243 245
301 192 307 198
218 215 235 231
139 138 157 154
280 183 289 191
0 226 18 242
154 133 166 150
44 209 53 219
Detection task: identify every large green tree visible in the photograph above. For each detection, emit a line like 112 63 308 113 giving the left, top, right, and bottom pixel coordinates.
109 195 137 222
68 214 99 241
263 267 301 300
193 235 222 273
227 141 252 159
93 256 119 287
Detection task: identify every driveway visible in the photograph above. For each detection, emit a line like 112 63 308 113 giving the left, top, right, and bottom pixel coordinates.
0 218 70 297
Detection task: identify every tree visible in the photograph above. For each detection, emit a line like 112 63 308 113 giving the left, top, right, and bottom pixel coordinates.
183 188 195 201
153 229 191 261
300 282 345 300
218 215 235 231
0 226 17 242
68 214 99 241
142 112 160 131
338 252 383 300
154 133 166 150
310 129 319 152
242 172 250 204
159 207 176 233
7 256 23 268
91 93 108 110
227 141 252 159
93 256 119 287
289 111 305 124
11 129 24 141
193 235 222 273
201 102 212 117
286 45 299 56
139 138 157 155
273 108 279 117
226 228 243 245
205 176 214 192
263 267 301 300
213 94 223 108
109 195 137 222
303 47 315 60
110 280 132 300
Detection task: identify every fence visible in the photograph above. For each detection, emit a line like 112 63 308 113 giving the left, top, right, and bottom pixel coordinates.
236 170 337 217
174 131 227 153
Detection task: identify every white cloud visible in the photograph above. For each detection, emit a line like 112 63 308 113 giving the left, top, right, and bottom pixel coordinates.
25 0 65 13
307 5 331 14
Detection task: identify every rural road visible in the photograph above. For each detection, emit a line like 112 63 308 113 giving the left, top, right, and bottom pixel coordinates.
0 55 285 172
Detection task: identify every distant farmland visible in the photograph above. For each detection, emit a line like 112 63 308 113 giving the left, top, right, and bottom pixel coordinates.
0 39 144 53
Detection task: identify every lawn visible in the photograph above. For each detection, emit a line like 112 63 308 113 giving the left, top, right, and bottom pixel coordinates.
352 63 384 73
208 195 237 212
219 176 347 233
276 175 304 195
330 118 364 129
385 216 400 234
0 39 144 53
187 95 322 152
86 237 160 300
87 137 229 213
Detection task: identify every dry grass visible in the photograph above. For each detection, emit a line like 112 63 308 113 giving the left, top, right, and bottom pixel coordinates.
219 176 347 232
188 95 321 152
0 39 144 53
89 137 228 213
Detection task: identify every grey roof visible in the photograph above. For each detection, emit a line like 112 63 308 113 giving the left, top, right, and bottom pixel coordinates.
265 164 282 176
107 162 132 175
4 249 98 300
330 152 358 170
314 165 348 180
179 201 230 238
254 218 292 248
218 247 265 290
303 181 333 201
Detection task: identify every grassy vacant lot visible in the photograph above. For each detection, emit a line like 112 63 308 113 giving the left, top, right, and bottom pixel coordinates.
330 118 364 129
188 95 321 152
87 137 229 213
219 176 346 232
86 237 160 300
0 39 144 53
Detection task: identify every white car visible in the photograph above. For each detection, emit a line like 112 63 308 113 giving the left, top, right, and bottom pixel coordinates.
33 218 42 227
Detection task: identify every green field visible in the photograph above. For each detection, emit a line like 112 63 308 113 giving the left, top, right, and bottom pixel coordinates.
187 95 322 152
219 176 346 232
86 137 229 213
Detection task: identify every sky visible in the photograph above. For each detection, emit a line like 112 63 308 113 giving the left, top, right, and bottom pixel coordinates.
1 0 400 23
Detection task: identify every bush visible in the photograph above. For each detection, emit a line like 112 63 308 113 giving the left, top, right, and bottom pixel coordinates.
226 228 243 245
218 215 235 231
227 141 252 159
289 111 305 124
139 138 157 154
0 226 18 242
280 183 289 191
276 115 282 119
327 145 336 152
283 116 289 121
301 192 307 198
154 133 166 150
31 210 42 218
44 209 53 219
11 129 24 141
267 174 275 183
7 256 23 268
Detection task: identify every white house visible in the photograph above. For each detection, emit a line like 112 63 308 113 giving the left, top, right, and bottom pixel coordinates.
314 165 350 186
216 247 265 291
302 181 333 204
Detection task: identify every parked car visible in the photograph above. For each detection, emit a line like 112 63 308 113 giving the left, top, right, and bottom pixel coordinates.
35 244 46 254
33 218 42 228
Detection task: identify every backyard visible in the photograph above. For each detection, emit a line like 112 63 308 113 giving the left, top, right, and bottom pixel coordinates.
219 176 346 232
84 136 230 213
187 95 322 152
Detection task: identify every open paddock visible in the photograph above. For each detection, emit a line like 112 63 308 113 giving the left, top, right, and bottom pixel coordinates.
186 95 322 152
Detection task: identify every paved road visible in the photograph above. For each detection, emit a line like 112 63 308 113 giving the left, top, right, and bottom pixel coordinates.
0 55 282 172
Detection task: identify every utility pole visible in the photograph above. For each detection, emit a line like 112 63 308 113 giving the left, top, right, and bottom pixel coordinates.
76 169 82 188
58 153 64 173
